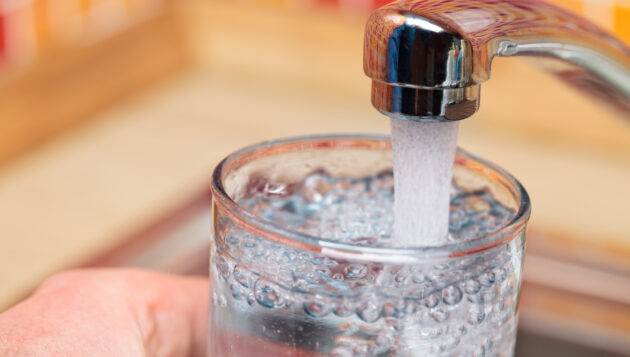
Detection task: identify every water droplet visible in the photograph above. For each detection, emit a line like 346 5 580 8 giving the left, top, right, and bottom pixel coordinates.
302 175 332 203
412 274 430 284
247 293 256 306
293 278 313 292
424 292 441 308
433 263 450 271
394 274 406 285
430 307 449 323
216 294 227 307
442 285 463 305
332 273 344 281
386 319 404 332
216 256 231 280
344 264 367 279
316 267 331 276
357 300 381 323
254 279 284 309
480 270 496 287
464 278 481 295
304 296 331 317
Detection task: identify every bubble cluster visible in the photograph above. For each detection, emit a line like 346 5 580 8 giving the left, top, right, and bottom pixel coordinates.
212 172 524 356
237 171 513 247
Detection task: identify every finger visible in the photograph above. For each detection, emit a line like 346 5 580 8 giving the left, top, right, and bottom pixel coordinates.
0 269 208 357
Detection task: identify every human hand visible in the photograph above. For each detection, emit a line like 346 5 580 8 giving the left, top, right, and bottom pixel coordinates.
0 269 208 357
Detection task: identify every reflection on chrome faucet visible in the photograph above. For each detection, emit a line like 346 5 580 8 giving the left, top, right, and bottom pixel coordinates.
364 0 630 121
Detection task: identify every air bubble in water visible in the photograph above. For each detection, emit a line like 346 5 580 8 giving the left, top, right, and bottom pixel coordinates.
246 293 256 306
217 294 227 307
442 285 463 305
230 282 246 300
217 256 231 280
479 270 496 287
344 264 368 279
357 300 382 323
430 307 449 323
424 292 441 308
412 274 431 284
464 279 481 295
254 279 284 309
302 174 332 203
217 171 522 355
304 296 331 317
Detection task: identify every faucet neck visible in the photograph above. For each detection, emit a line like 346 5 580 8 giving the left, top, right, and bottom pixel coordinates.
364 0 630 121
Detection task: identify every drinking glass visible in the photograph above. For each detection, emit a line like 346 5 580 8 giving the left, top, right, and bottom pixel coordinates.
209 134 530 357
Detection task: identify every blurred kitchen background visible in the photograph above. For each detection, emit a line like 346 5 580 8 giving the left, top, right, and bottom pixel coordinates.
0 0 629 355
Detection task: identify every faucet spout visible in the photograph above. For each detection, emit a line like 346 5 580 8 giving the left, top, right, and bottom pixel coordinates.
364 0 630 121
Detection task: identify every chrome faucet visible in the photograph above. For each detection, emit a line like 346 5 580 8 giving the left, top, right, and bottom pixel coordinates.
364 0 630 121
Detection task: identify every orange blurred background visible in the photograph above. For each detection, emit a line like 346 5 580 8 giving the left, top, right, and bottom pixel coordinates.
0 0 629 356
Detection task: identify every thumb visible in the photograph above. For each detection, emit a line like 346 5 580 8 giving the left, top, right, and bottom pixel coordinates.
0 269 208 357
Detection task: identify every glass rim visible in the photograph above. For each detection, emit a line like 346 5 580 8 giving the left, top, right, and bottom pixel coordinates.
211 133 530 263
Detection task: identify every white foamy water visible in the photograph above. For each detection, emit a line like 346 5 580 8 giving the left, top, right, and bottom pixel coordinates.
390 118 459 247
